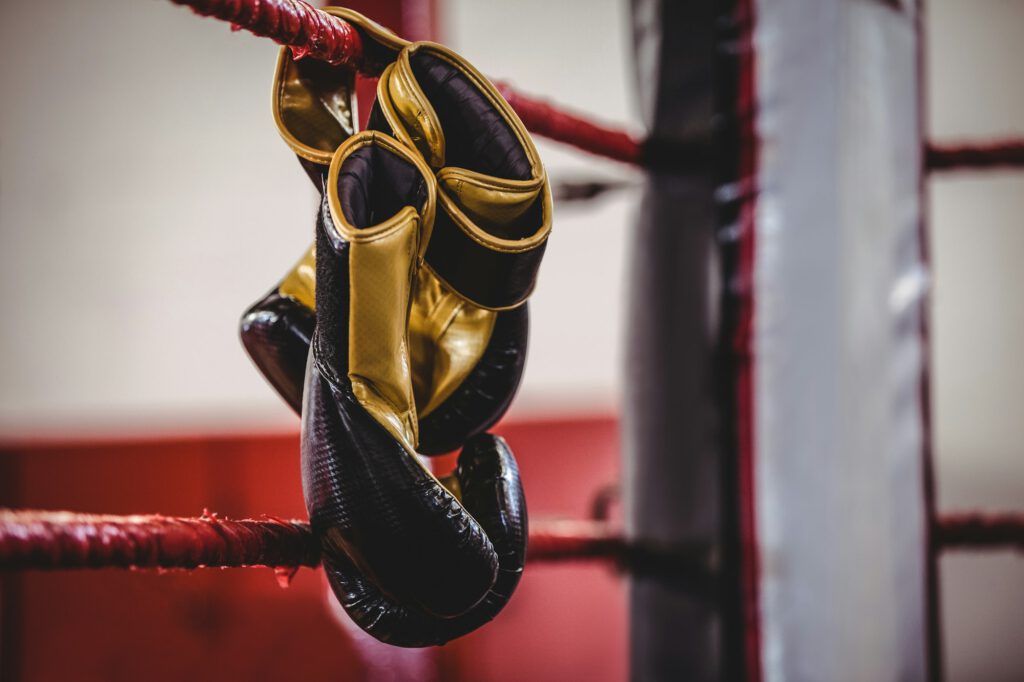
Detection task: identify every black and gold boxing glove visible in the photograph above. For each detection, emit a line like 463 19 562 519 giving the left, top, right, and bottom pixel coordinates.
304 130 528 646
326 45 546 642
303 131 496 618
323 431 527 647
242 22 551 457
245 18 541 643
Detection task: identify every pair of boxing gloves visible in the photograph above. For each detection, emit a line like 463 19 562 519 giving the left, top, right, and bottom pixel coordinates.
238 9 551 647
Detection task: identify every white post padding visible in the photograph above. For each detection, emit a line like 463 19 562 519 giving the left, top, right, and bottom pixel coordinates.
752 1 929 680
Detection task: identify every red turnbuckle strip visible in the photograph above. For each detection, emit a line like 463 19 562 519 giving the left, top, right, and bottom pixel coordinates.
0 510 630 571
935 511 1024 552
926 140 1024 172
168 0 644 165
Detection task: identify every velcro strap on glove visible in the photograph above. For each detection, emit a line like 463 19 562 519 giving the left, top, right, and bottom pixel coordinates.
374 42 552 311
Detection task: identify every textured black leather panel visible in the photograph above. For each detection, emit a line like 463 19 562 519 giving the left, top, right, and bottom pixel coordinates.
320 433 527 646
239 290 316 415
312 190 349 381
302 362 498 618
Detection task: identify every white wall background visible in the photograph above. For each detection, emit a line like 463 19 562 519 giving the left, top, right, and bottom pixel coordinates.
928 1 1024 680
1 0 1023 678
0 0 641 437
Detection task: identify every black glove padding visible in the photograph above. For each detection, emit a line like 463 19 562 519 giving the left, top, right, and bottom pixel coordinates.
321 433 527 647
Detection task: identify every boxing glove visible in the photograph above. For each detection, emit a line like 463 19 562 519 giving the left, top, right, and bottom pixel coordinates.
243 34 551 457
304 130 502 622
255 21 538 643
323 432 527 647
327 38 544 625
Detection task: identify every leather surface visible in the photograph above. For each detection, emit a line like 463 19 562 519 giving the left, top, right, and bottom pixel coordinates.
243 31 539 646
277 243 316 310
240 289 316 414
245 42 545 453
320 433 528 646
303 362 497 618
409 267 496 417
273 49 357 165
270 6 410 164
372 43 552 311
420 207 548 311
323 132 435 449
303 133 499 619
416 304 528 455
242 259 524 456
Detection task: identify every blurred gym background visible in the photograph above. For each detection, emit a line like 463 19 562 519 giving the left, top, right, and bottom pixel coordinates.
0 0 1021 679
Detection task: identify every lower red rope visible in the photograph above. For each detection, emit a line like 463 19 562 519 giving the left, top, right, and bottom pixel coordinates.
3 509 1019 573
934 511 1024 551
0 510 627 571
926 140 1024 172
0 510 320 570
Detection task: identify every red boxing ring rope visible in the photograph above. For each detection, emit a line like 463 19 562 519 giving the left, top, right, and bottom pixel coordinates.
171 0 365 67
934 511 1024 552
0 510 629 571
493 83 644 166
2 509 1020 575
169 0 645 165
926 140 1024 172
0 510 320 570
170 0 1024 173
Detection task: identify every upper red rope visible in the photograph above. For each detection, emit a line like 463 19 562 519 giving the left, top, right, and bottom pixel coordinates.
174 0 364 67
171 1 1024 174
170 0 645 165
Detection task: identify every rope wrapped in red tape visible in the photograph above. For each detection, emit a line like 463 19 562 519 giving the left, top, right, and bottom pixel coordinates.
926 140 1024 172
934 511 1024 552
0 510 631 571
172 0 363 66
494 83 644 166
169 0 644 165
0 510 320 569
